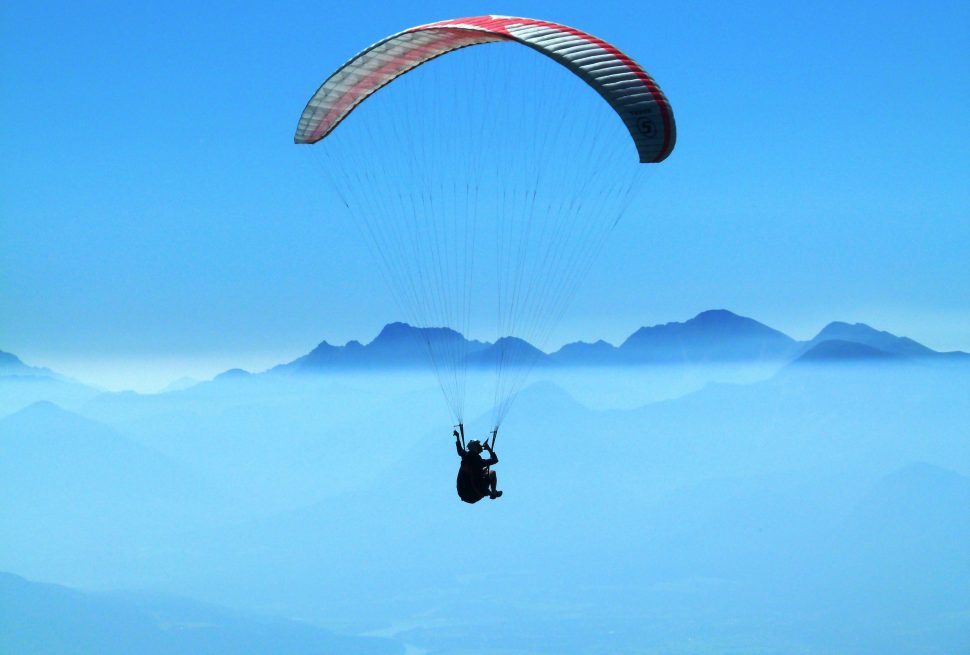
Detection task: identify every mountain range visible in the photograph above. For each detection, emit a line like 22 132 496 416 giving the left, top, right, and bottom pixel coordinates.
274 309 968 374
2 311 966 390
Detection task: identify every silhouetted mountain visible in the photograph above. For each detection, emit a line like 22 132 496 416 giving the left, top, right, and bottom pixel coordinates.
214 368 251 381
467 336 550 367
618 309 798 363
278 322 487 372
0 572 400 655
0 349 57 378
808 321 961 358
551 309 798 366
551 339 620 366
792 339 900 364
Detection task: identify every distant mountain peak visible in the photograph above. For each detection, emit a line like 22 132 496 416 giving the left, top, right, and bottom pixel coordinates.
465 335 550 367
624 309 790 341
686 309 782 333
693 308 742 323
493 335 534 347
619 309 796 363
373 321 418 339
277 322 489 374
371 322 466 346
811 321 935 357
818 321 899 340
793 339 899 364
214 368 251 381
373 321 415 341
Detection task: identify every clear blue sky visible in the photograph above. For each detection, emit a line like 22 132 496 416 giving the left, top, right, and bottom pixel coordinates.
2 0 968 388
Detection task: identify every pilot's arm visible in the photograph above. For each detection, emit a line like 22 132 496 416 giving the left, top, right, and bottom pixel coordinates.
483 441 498 465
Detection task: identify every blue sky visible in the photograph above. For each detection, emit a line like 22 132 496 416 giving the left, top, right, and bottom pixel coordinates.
2 0 968 388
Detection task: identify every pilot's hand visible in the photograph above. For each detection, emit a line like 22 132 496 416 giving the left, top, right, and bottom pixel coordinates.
453 430 460 438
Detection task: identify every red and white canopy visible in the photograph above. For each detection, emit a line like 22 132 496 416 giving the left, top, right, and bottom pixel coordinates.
294 15 676 163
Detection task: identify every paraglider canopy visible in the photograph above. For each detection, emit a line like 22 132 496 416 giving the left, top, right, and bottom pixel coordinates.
295 15 675 163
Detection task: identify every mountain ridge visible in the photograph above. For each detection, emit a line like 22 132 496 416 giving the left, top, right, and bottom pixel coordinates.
4 311 965 387
268 309 966 376
0 349 60 379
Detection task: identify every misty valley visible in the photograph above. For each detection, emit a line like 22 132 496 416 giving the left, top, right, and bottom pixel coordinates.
1 310 968 654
